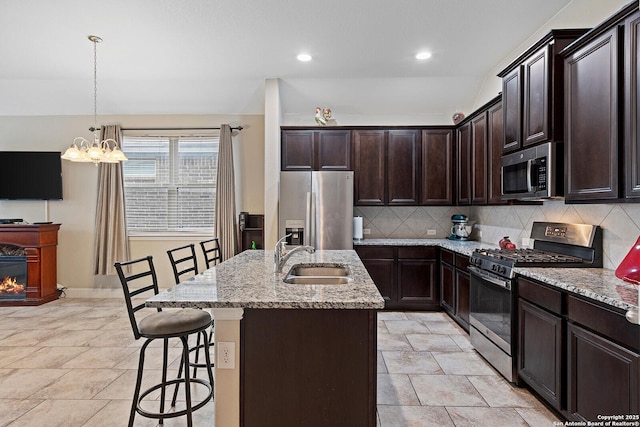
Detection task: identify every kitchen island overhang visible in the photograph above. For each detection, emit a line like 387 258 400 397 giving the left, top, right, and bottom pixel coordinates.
146 249 384 427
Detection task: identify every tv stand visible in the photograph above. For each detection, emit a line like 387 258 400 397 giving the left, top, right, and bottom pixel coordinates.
0 223 60 305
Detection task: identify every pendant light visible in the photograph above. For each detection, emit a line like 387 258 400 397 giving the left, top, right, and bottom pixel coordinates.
61 35 127 165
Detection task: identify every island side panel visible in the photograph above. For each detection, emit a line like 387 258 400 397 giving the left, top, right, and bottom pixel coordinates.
240 308 377 427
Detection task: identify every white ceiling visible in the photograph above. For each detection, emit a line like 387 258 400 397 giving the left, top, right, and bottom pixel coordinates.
0 0 577 121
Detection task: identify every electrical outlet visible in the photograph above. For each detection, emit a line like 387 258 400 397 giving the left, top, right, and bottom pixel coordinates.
362 228 371 235
427 229 436 236
522 237 531 248
217 341 235 369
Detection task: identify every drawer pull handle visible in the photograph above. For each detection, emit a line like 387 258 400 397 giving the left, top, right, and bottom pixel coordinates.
625 309 639 325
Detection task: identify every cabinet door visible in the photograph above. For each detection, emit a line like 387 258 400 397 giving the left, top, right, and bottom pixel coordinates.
518 299 562 410
502 67 522 153
523 46 551 147
316 130 352 171
353 130 386 205
455 269 470 330
281 130 314 171
397 247 437 309
387 130 420 205
567 323 640 422
456 123 471 205
564 27 620 201
625 11 640 199
487 102 505 204
471 113 488 205
356 246 395 306
440 261 455 315
421 129 454 205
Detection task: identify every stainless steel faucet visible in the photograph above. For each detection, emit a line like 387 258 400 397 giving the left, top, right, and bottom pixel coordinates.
274 234 315 273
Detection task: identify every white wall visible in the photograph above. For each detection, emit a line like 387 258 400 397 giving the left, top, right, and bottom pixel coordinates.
0 114 264 293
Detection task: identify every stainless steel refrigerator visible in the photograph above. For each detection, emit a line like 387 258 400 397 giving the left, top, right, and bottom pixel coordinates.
279 171 353 250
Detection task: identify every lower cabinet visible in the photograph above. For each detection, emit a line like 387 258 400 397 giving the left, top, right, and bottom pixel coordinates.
356 245 438 310
439 249 470 331
517 276 640 421
518 298 563 410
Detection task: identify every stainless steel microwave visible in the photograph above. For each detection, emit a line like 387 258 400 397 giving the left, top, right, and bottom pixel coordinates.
501 142 563 200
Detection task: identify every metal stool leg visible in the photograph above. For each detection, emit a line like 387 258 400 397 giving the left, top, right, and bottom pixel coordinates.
129 339 152 427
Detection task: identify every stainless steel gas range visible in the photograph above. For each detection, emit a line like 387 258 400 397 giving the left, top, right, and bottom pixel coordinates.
467 222 603 382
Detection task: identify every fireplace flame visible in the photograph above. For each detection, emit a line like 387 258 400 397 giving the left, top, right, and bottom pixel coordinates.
0 276 25 294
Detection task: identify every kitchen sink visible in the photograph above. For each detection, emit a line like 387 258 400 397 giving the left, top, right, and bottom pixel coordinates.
283 263 352 285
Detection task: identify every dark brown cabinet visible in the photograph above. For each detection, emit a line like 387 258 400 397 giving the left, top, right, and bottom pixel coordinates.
563 26 620 201
356 245 438 310
353 130 386 205
500 30 588 154
471 112 488 205
502 67 521 152
281 128 351 171
353 129 420 206
457 96 503 206
388 130 420 205
625 11 640 199
518 278 563 410
561 4 640 202
354 246 394 305
420 128 454 205
567 323 639 422
439 249 470 331
516 275 640 421
487 101 505 204
456 123 471 206
566 295 640 422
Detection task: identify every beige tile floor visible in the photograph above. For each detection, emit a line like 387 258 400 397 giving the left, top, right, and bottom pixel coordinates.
0 298 561 426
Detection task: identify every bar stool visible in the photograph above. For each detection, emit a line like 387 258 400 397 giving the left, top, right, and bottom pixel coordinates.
167 243 199 284
167 243 213 377
200 237 222 269
114 256 214 427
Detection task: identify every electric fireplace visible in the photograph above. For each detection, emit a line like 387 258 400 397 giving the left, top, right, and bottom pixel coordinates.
0 247 27 300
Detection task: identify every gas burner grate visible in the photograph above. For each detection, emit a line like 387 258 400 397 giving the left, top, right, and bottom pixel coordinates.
474 248 585 265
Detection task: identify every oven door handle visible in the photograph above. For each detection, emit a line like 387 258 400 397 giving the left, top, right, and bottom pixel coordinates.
468 266 511 290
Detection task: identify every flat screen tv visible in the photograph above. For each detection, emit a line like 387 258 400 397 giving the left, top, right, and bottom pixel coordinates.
0 151 63 200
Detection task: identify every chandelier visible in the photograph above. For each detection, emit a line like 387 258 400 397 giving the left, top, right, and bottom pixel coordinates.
61 35 127 165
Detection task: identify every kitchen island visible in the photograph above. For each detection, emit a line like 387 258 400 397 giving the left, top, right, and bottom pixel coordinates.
146 249 384 427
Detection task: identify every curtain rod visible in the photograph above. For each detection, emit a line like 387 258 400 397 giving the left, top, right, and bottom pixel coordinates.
89 126 243 132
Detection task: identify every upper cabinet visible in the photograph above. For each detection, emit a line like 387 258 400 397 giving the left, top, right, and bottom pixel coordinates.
353 129 386 205
561 3 640 202
499 29 589 154
281 128 351 171
420 128 454 205
456 96 504 206
625 11 640 199
353 129 420 206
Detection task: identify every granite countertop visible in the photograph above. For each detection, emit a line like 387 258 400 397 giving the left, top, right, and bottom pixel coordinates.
354 238 638 312
146 249 385 310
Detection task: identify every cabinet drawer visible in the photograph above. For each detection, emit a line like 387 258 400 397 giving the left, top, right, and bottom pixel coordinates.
397 246 436 259
355 246 394 259
518 277 562 315
441 249 454 265
455 255 470 270
567 295 640 352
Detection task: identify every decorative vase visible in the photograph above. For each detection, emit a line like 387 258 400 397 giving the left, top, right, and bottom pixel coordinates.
615 235 640 285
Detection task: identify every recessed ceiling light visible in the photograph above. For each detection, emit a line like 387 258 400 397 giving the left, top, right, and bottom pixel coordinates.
416 51 432 60
297 53 312 62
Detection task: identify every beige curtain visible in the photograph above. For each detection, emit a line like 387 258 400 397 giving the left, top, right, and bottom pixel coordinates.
93 124 130 275
215 124 237 261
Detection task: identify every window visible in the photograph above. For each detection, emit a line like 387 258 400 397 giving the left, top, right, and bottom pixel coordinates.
121 135 219 233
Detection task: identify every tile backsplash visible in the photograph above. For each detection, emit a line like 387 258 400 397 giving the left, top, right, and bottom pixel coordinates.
354 201 640 270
